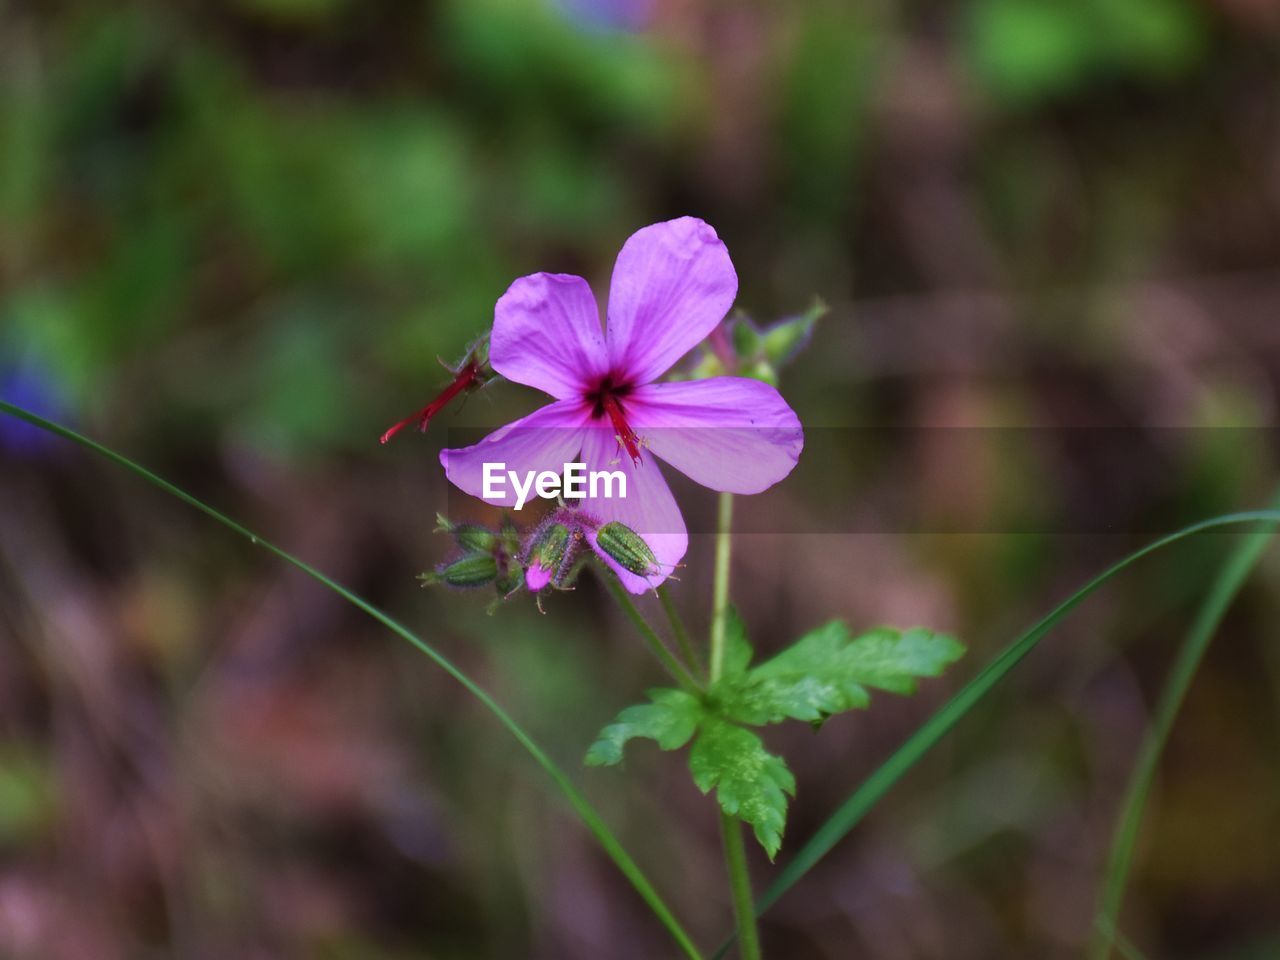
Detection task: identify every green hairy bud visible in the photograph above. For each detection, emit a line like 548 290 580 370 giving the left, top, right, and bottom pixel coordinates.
741 359 778 386
434 514 498 553
528 522 571 570
760 298 825 367
595 522 660 577
684 352 728 380
676 299 825 386
420 553 498 589
731 317 763 357
453 524 498 553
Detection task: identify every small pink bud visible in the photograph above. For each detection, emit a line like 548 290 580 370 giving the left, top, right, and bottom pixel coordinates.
523 522 573 592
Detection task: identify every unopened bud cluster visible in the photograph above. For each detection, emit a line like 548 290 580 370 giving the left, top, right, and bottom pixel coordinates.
421 507 662 611
680 299 826 387
420 514 524 603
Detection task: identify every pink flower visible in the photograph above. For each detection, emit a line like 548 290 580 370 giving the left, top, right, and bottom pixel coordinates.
441 218 803 593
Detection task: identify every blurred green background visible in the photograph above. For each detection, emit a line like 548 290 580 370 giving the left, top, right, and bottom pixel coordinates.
3 0 1280 957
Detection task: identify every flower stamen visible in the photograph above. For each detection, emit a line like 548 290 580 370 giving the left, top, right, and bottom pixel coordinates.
381 360 481 445
601 392 643 466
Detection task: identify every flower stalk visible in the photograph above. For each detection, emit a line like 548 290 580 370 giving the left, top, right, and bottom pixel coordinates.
658 584 704 679
720 811 762 960
603 574 703 695
706 491 762 960
708 492 735 683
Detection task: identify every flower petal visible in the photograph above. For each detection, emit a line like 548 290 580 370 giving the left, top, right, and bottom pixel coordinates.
605 218 738 385
627 378 803 494
491 273 608 399
578 426 687 593
440 398 590 506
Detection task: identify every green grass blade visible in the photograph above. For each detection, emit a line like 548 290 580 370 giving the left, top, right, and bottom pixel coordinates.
1110 926 1152 960
709 507 1280 958
1089 487 1280 960
0 401 705 960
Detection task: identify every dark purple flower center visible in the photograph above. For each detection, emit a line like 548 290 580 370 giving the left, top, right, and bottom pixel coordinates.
584 374 642 465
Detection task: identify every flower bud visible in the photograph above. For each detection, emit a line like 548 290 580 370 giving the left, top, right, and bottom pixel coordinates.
730 317 763 357
760 299 825 367
524 522 572 592
435 514 499 553
740 358 778 386
420 553 498 589
595 521 660 578
454 524 499 553
497 515 525 562
678 300 826 386
681 351 728 381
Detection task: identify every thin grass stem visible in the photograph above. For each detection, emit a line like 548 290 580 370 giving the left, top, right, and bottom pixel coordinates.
0 400 705 960
1088 485 1280 960
710 507 1280 959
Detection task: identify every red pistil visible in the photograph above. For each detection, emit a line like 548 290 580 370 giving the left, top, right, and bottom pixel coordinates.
601 392 643 466
380 361 480 445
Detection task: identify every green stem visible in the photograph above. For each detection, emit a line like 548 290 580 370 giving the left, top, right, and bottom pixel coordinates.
0 400 705 960
706 492 760 959
603 574 702 694
1093 917 1151 960
708 506 1280 959
1088 486 1280 960
720 811 762 960
658 583 704 678
1111 929 1151 960
709 492 734 684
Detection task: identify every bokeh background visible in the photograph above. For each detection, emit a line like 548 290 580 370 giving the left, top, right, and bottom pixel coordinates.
3 0 1280 957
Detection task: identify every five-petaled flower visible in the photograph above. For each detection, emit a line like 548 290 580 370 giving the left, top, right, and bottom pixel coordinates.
442 217 803 593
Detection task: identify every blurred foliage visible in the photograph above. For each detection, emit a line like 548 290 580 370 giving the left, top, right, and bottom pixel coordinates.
0 745 57 844
2 0 689 458
968 0 1206 107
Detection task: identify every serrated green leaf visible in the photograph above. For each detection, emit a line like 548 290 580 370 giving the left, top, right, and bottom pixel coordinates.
585 688 703 766
715 622 965 726
689 718 795 859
